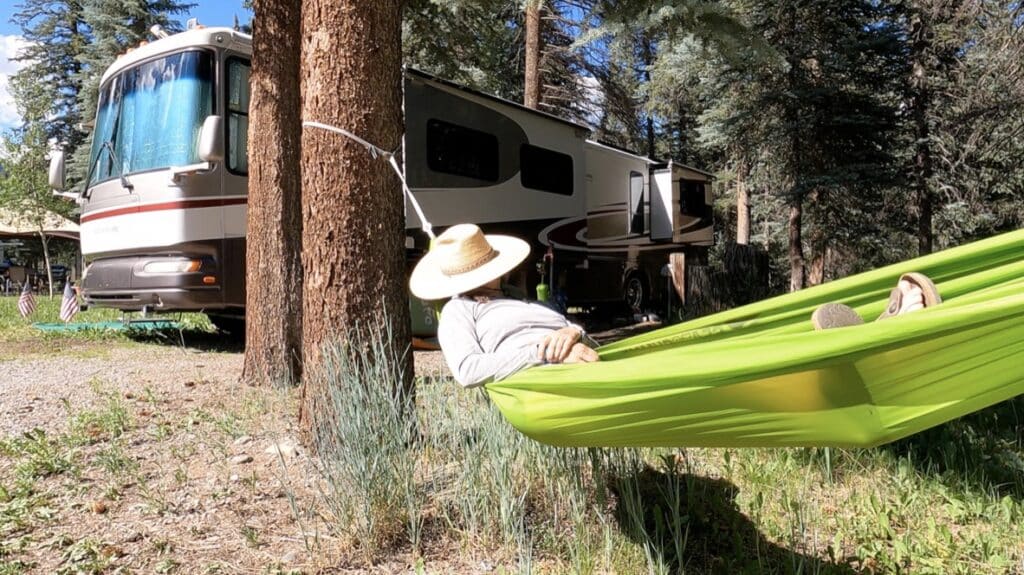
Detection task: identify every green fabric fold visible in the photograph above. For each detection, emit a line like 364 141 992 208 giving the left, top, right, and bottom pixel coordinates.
487 229 1024 448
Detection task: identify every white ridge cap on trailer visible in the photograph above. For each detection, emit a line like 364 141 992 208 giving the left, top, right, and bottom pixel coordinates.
584 139 657 163
100 26 252 85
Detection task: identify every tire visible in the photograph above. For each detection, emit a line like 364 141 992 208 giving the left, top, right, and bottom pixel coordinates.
623 272 647 313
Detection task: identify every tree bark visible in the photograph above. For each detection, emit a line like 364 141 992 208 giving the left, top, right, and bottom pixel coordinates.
243 0 304 386
735 161 750 245
299 0 413 431
524 1 542 109
807 231 826 286
788 201 805 292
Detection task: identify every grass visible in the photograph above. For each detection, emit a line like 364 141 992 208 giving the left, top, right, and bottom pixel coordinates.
4 302 1023 572
0 295 216 353
301 326 1024 574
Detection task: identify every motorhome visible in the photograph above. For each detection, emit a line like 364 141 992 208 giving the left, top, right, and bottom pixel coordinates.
49 24 714 334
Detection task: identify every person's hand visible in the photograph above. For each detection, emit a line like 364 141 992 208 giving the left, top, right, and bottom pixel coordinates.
563 343 600 364
537 326 582 363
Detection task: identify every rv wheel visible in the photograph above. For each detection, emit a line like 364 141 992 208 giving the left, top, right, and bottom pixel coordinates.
623 273 647 313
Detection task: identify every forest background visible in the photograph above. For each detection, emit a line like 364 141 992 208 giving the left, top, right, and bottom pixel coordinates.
1 0 1023 295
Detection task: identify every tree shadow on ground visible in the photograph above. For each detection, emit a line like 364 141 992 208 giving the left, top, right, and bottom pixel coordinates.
880 396 1024 499
609 465 859 574
127 327 244 353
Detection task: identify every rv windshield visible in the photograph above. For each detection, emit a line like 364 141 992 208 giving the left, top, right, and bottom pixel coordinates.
87 50 214 186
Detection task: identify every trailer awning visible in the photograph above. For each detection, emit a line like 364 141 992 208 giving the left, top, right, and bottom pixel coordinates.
0 209 80 241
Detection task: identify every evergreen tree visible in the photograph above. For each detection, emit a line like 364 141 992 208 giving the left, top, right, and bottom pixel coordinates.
403 0 525 101
71 0 192 183
243 0 304 386
10 0 90 161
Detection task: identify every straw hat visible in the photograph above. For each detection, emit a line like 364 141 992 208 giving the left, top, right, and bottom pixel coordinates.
410 224 531 301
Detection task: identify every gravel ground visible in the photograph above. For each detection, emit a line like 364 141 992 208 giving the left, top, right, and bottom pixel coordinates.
0 322 652 573
0 345 452 438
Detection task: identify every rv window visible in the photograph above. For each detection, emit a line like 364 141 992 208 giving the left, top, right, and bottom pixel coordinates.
629 171 645 234
681 180 708 217
226 57 251 175
520 144 573 196
426 119 499 182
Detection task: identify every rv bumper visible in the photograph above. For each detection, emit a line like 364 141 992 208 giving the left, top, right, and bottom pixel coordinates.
81 255 223 311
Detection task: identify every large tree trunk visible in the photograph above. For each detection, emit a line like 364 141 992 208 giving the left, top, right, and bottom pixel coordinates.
243 0 304 386
735 161 750 245
909 8 934 255
788 201 805 292
524 0 541 109
299 0 413 431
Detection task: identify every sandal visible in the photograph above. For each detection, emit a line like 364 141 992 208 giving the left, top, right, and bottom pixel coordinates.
812 303 864 330
877 272 942 320
812 272 941 331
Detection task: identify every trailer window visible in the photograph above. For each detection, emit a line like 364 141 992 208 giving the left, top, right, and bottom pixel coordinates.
426 119 499 182
520 144 573 196
629 171 646 234
681 180 708 217
226 57 251 175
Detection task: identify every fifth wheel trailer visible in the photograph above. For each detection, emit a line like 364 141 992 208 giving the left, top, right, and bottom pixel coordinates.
49 25 714 333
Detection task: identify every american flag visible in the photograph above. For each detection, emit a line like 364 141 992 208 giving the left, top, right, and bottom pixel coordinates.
59 281 78 323
17 280 36 318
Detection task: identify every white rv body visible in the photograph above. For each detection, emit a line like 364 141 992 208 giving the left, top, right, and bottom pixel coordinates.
71 27 713 326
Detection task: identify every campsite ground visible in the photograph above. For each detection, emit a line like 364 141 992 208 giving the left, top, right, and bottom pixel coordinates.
2 297 1024 574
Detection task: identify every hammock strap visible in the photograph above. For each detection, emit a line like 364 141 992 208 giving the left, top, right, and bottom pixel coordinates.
301 120 435 240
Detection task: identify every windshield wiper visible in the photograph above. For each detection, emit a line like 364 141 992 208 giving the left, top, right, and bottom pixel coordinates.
81 141 134 199
102 141 135 193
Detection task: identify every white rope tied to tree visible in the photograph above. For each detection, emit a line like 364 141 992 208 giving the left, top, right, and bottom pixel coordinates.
302 120 435 239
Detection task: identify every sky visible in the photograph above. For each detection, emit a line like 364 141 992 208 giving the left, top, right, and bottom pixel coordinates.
0 1 253 132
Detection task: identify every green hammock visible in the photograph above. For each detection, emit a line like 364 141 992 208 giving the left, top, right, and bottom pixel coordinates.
486 229 1024 449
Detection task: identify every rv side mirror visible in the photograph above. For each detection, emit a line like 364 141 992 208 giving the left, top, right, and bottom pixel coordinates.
48 150 66 191
198 115 224 163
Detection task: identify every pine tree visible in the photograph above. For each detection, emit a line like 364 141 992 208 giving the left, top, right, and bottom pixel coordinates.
299 0 413 432
71 0 192 183
10 0 90 164
243 0 303 386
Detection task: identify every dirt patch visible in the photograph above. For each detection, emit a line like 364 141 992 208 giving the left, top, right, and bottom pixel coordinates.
0 340 503 573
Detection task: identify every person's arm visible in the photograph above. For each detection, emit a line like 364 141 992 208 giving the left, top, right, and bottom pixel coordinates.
438 300 543 388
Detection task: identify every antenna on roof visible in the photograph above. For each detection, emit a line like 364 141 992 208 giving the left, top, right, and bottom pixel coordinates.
233 14 240 31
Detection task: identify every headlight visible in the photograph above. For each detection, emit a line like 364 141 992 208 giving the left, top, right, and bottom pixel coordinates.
143 259 202 274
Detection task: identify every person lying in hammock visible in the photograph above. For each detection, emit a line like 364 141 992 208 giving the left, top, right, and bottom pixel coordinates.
409 224 944 387
409 224 600 387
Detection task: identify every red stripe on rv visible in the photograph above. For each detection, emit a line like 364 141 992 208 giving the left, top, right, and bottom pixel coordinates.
80 198 248 223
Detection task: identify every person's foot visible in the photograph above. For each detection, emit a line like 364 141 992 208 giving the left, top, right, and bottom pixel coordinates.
811 303 864 330
813 272 941 330
878 272 942 320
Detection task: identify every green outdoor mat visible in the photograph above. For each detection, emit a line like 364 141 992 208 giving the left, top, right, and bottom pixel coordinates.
487 229 1024 449
33 320 180 332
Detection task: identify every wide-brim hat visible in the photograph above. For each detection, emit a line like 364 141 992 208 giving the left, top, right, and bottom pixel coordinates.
410 224 531 301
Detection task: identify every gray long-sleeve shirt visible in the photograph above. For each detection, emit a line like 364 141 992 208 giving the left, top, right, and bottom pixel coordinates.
438 296 583 387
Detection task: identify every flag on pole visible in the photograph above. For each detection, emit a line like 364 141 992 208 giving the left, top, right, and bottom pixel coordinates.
17 281 36 318
59 281 78 323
